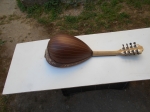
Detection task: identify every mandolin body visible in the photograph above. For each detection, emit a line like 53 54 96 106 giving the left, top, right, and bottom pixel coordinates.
45 34 92 67
45 34 143 67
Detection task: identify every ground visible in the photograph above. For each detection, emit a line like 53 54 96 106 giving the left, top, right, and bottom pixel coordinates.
0 0 150 112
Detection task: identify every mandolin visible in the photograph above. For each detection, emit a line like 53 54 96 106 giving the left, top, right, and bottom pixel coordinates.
45 34 144 67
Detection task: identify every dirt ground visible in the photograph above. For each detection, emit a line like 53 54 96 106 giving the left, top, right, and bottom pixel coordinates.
0 0 150 112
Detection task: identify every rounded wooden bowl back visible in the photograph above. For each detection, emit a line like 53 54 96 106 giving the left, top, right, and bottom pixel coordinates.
46 34 92 67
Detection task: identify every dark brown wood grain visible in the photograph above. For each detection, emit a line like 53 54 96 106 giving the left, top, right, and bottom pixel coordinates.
45 48 90 67
47 34 92 64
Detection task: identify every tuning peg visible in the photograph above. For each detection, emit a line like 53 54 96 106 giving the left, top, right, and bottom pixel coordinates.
130 43 132 48
133 42 136 47
122 44 125 50
124 51 126 55
126 44 129 49
136 49 139 54
128 50 130 55
132 50 135 55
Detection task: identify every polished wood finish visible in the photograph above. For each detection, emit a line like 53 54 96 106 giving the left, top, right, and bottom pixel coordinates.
47 34 92 64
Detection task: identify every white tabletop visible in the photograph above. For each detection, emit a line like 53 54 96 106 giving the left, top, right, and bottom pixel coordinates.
2 28 150 94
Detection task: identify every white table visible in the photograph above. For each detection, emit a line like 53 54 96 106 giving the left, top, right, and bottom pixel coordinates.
2 28 150 95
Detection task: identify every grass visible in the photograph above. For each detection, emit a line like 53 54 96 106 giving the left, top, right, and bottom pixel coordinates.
15 0 150 34
0 95 10 112
0 14 20 25
126 0 150 8
0 39 6 46
142 18 150 26
57 0 131 34
65 16 79 23
16 0 61 23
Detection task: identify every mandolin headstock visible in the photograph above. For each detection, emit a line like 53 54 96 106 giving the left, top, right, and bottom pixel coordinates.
119 42 144 56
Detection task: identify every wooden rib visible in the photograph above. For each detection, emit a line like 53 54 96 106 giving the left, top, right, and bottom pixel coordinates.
48 34 92 64
45 48 90 67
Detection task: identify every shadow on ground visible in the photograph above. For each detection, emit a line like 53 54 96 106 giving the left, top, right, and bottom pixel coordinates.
8 81 150 112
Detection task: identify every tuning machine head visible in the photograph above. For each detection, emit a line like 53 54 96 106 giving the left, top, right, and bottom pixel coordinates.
121 42 143 56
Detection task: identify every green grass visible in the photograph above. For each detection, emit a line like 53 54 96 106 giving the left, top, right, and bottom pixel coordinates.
38 17 49 24
0 14 20 25
126 0 150 8
0 39 6 46
59 0 130 33
0 95 9 112
16 0 27 12
16 0 150 35
142 18 150 26
65 16 79 23
16 0 61 20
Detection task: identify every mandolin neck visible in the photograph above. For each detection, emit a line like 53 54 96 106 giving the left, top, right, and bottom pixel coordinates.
92 51 120 56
